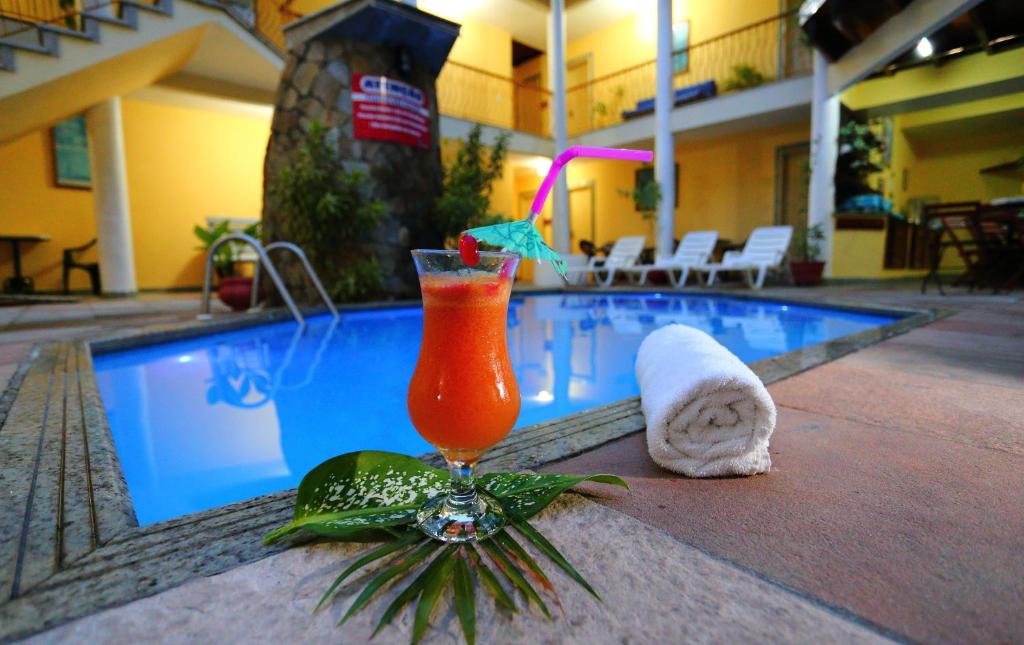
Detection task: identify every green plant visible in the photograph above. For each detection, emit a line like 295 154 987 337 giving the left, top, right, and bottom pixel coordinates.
434 124 509 245
836 118 886 204
723 64 766 91
268 121 384 302
791 222 825 262
265 451 627 645
592 85 626 127
193 220 261 278
618 167 661 240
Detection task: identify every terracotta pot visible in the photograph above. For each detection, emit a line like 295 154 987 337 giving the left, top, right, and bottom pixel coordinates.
790 261 825 286
218 276 253 311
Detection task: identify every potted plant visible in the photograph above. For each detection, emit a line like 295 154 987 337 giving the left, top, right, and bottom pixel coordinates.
790 222 826 286
193 220 261 311
835 117 886 207
723 64 766 92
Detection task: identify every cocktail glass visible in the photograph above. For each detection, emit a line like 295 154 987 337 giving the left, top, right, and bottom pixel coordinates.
407 249 520 542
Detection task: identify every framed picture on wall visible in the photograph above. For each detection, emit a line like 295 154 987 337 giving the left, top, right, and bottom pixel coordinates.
52 115 91 189
672 21 689 74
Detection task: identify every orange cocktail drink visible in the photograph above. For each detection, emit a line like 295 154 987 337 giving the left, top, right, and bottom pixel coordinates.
408 249 520 542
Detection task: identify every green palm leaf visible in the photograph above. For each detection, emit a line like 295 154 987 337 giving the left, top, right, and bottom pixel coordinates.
412 549 458 644
339 539 442 625
316 530 422 610
465 220 568 277
512 519 600 601
371 545 455 637
481 539 552 619
466 544 516 613
452 554 477 645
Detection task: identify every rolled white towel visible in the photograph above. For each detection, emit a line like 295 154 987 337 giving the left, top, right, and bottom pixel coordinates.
636 324 776 477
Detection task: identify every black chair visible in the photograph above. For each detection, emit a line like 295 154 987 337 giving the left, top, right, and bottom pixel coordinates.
63 239 101 295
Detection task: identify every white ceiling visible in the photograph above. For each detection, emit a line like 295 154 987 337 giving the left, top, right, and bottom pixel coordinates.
451 0 636 51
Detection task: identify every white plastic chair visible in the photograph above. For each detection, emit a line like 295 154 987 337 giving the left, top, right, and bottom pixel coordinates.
694 226 793 289
620 230 718 287
564 236 646 287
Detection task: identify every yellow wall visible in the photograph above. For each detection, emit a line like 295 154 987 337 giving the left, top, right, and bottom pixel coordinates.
0 96 270 292
562 119 810 250
843 48 1024 114
121 98 270 289
0 130 98 292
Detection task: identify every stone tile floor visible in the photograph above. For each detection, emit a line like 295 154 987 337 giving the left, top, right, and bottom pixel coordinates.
545 282 1024 643
3 283 1022 643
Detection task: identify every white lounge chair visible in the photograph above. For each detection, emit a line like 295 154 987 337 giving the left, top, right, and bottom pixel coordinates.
694 225 793 289
564 235 645 287
620 230 718 287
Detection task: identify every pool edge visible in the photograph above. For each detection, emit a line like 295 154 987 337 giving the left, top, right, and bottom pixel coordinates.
0 292 945 641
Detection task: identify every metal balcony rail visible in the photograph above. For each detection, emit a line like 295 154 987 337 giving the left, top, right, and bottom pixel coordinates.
565 10 812 136
436 60 552 138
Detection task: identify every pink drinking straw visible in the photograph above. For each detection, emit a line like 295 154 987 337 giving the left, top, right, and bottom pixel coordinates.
528 146 654 223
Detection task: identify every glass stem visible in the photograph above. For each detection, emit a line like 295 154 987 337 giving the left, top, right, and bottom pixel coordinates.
445 460 479 511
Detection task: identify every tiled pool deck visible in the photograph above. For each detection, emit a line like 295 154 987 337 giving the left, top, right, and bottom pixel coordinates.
1 284 1021 643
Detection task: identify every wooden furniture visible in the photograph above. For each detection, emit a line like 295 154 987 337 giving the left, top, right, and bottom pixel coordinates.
921 202 982 295
1 234 50 294
62 238 101 295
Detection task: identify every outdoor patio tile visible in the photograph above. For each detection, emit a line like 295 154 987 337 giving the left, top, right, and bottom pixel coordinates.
840 337 1024 388
25 495 888 645
0 364 15 393
0 307 26 328
885 326 1024 358
540 407 1024 644
14 305 96 325
767 357 1024 456
0 342 33 367
0 326 104 345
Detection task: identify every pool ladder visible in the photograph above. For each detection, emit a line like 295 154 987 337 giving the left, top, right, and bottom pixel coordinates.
198 234 338 325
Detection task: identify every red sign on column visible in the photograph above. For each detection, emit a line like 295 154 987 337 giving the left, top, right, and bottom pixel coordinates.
352 74 430 149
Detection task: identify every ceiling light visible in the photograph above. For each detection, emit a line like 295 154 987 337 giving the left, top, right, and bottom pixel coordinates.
915 37 934 58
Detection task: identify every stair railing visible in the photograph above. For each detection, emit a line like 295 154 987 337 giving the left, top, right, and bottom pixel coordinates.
198 232 305 324
250 240 338 318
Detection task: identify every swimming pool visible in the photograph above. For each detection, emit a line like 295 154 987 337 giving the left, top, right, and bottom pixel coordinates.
94 293 898 524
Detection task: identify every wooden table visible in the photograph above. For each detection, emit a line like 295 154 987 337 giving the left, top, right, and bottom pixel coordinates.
1 234 51 293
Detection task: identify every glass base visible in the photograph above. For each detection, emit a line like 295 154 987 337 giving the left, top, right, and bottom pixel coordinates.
415 489 505 543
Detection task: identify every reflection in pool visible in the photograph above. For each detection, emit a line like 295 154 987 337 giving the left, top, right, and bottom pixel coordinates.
94 293 897 524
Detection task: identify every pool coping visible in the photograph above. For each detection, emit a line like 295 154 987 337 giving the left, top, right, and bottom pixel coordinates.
0 288 946 641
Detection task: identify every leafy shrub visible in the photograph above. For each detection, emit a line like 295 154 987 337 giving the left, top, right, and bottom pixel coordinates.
434 124 509 245
723 64 766 92
269 121 384 302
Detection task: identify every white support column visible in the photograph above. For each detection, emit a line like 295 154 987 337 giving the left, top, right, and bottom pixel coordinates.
808 50 839 276
86 97 137 296
654 0 675 258
547 0 570 255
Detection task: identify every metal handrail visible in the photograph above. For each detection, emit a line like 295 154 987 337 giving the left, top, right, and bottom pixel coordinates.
198 233 304 324
250 241 338 318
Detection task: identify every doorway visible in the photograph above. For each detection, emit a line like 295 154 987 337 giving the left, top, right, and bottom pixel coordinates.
774 142 810 226
565 55 592 135
515 73 544 136
569 182 596 252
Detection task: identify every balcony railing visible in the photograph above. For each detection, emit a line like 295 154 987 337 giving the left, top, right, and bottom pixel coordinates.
436 60 551 138
565 10 812 136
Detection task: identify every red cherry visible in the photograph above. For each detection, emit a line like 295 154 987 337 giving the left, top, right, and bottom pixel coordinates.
459 234 480 266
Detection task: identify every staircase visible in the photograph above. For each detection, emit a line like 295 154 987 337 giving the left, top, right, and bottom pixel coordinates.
0 0 285 143
0 0 283 72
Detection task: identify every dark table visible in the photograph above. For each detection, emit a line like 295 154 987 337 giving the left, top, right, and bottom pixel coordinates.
1 234 50 294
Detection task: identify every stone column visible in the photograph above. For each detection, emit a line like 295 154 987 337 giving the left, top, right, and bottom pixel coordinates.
86 96 137 296
654 0 675 258
547 0 570 255
808 50 839 275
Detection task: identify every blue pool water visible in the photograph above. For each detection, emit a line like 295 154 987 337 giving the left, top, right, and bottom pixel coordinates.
94 293 897 524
